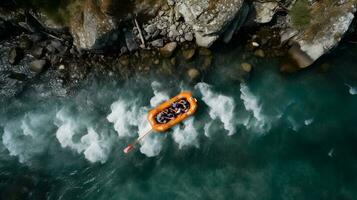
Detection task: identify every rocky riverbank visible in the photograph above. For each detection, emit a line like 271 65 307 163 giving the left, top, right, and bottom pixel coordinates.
0 0 357 99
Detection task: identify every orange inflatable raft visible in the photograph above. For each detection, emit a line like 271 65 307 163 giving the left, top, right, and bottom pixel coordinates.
147 91 198 132
123 91 198 154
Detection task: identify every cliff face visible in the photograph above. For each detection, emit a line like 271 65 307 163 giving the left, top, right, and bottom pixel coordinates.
2 0 356 68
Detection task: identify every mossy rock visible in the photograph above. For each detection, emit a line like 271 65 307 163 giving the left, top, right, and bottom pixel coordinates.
289 0 311 29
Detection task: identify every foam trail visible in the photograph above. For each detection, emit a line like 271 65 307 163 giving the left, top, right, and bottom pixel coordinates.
304 118 314 126
240 83 270 133
107 100 141 138
2 113 53 163
172 118 199 149
107 81 169 157
345 84 357 95
55 109 113 163
81 128 112 163
150 81 169 107
203 122 213 137
195 82 236 135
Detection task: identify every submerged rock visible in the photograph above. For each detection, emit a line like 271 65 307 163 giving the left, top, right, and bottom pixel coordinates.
160 42 177 57
241 62 252 72
29 59 47 73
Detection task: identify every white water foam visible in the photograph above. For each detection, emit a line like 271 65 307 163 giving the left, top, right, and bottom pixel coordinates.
107 81 168 157
240 83 270 133
55 108 113 164
2 113 53 163
195 82 236 136
172 118 199 149
345 84 357 95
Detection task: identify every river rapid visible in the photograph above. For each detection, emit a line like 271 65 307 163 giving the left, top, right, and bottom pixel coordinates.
1 42 357 200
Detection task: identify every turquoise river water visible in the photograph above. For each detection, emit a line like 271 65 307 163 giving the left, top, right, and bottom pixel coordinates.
0 42 357 200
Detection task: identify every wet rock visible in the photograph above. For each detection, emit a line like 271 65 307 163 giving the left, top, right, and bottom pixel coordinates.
254 49 265 58
30 46 44 58
8 48 23 65
70 0 116 49
187 68 200 82
241 62 252 72
29 59 47 73
151 38 164 47
125 31 139 52
253 2 278 23
182 48 195 60
119 55 130 66
160 42 177 57
176 0 244 47
288 43 314 68
282 0 356 67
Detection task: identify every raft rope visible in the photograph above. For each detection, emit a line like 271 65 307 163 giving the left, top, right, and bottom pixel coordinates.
123 128 153 154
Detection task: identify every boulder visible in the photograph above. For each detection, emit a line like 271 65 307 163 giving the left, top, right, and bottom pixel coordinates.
29 59 47 73
175 0 244 47
160 42 177 57
253 2 278 23
151 38 164 47
30 46 44 58
283 0 356 67
70 0 116 49
182 48 195 60
241 62 252 72
187 68 200 81
8 48 23 65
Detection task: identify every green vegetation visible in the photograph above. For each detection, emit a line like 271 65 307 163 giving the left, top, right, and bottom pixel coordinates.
289 0 311 29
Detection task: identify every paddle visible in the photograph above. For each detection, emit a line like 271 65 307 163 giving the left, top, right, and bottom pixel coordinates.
123 129 153 154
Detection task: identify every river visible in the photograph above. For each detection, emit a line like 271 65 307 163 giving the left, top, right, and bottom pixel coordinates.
0 42 357 199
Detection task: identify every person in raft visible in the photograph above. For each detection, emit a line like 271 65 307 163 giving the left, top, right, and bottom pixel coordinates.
156 99 190 124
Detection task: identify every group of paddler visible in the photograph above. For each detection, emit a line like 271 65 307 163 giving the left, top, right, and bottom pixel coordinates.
155 99 190 124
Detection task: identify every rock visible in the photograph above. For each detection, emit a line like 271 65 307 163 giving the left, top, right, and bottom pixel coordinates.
58 64 65 70
241 62 252 72
176 0 244 47
125 31 139 52
288 43 314 68
153 59 160 64
167 0 175 6
253 2 278 23
254 49 265 58
119 55 130 66
8 48 23 65
160 42 177 57
252 42 260 47
145 24 157 34
187 68 200 81
29 59 47 73
19 36 33 50
182 48 195 60
151 39 164 47
184 32 194 41
283 1 356 67
30 46 44 58
70 0 116 49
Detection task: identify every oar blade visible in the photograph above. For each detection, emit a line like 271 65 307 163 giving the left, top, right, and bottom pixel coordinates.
123 144 134 154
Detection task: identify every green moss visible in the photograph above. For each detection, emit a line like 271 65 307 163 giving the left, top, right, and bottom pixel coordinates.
289 0 311 29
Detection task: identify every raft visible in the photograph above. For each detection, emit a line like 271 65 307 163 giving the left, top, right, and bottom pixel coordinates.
147 91 198 132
